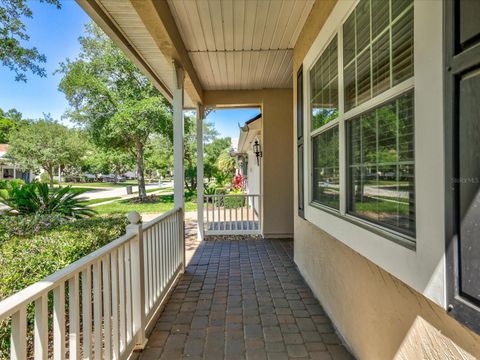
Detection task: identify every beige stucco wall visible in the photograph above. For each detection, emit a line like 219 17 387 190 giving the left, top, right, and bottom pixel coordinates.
292 1 480 359
204 89 293 238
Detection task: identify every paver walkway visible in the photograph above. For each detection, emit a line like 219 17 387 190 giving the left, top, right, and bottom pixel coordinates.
138 239 354 360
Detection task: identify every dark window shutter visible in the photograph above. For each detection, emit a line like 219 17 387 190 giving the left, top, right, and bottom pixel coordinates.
297 67 305 219
445 0 480 334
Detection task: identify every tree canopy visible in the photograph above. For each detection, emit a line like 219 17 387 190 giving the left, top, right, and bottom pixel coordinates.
8 119 85 187
58 23 172 198
0 108 25 143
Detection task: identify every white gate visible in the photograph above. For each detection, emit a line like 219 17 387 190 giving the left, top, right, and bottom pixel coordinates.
204 194 262 235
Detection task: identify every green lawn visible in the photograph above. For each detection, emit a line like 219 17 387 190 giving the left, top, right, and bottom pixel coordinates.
66 187 92 195
132 187 165 195
61 180 140 188
94 194 197 215
81 196 122 206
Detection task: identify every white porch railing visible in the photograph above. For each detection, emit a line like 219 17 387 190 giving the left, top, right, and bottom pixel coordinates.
204 194 261 235
0 207 184 360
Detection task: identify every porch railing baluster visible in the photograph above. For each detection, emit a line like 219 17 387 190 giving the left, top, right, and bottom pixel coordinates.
204 194 262 236
0 207 184 360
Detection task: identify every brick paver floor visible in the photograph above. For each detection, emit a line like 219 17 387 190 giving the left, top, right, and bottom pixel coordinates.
138 239 354 360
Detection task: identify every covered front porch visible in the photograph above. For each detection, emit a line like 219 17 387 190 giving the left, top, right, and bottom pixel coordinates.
136 238 352 360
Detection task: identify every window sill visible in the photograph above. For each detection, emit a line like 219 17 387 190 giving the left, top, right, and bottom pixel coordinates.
308 201 416 251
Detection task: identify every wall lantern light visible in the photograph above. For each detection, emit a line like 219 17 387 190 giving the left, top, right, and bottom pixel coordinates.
253 139 263 165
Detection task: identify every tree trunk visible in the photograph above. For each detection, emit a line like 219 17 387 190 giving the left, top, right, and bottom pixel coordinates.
47 168 54 189
136 143 147 199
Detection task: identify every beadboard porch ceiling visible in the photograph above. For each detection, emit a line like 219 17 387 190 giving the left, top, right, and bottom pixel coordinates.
167 0 314 90
77 0 314 105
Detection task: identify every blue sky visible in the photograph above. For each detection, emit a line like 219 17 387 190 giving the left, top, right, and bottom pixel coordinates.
0 1 259 144
205 108 260 149
0 1 89 121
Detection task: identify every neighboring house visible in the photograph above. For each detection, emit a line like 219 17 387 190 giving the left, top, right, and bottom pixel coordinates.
232 113 262 197
0 144 33 183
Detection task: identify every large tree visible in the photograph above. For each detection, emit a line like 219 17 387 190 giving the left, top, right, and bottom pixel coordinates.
145 135 173 179
82 147 134 179
204 137 232 180
0 108 25 143
58 23 172 198
8 120 85 187
0 0 60 81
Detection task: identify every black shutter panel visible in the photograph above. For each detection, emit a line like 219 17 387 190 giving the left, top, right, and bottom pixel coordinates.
297 67 305 219
445 0 480 334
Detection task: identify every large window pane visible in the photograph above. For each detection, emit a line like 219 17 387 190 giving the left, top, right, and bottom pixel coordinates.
356 0 370 53
312 126 339 209
344 0 413 111
357 47 371 105
392 7 414 85
372 0 389 38
344 62 356 111
343 14 355 66
347 91 415 236
392 0 413 20
372 32 390 96
311 36 338 130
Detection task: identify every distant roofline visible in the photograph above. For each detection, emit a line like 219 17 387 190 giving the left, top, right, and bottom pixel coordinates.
245 113 262 125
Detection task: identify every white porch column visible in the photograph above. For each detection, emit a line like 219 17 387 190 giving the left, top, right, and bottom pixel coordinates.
196 104 204 241
172 60 185 210
13 165 16 179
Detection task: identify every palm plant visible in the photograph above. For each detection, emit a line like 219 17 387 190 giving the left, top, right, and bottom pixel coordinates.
0 182 96 219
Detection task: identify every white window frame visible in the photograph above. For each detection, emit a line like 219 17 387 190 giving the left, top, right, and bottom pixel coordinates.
302 0 446 307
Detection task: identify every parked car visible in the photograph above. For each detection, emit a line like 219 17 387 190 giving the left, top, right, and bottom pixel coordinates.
100 174 126 183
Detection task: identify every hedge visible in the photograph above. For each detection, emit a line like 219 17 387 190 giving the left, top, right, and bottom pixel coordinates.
0 215 128 357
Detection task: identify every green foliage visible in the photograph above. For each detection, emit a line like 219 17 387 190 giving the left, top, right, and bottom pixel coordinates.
0 108 26 143
40 171 51 184
57 23 172 198
224 189 245 209
0 0 61 82
204 136 231 179
204 183 216 196
0 182 96 218
94 193 197 215
0 215 127 299
0 213 66 243
80 196 121 206
0 179 24 199
0 214 128 356
215 150 236 185
7 119 86 187
0 179 24 189
82 147 134 176
145 135 173 178
312 109 338 130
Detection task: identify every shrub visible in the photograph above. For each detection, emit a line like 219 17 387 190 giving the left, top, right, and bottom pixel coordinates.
224 188 245 208
204 184 216 202
0 182 96 218
232 173 245 190
0 215 128 299
8 179 25 188
0 215 128 356
0 213 66 244
0 179 24 190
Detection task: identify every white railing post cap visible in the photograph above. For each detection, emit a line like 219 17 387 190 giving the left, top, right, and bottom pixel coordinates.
127 211 142 225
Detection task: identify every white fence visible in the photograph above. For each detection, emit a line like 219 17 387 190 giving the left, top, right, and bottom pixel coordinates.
0 207 184 360
204 194 261 235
